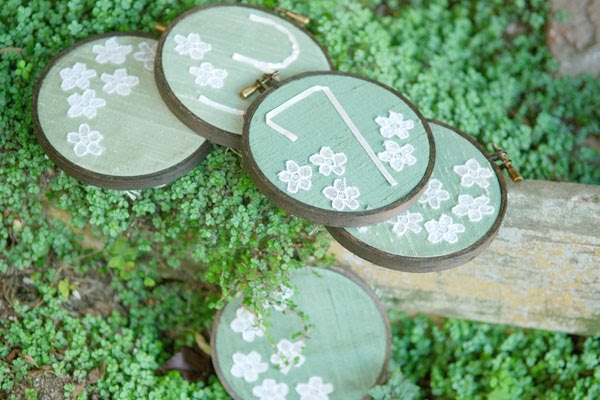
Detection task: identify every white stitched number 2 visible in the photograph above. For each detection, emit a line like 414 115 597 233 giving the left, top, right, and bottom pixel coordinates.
266 85 398 187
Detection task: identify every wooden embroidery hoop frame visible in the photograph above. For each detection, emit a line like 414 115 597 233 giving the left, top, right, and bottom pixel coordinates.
210 266 392 400
241 70 436 227
32 31 212 190
154 2 335 150
327 120 509 273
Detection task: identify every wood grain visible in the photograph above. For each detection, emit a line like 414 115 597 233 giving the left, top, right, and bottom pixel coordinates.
330 179 600 335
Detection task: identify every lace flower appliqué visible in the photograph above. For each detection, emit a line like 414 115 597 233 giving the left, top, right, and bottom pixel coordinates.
418 179 450 209
375 111 414 140
270 339 305 375
452 194 495 222
295 377 334 400
173 33 212 60
229 307 265 343
59 62 97 91
133 41 157 71
453 159 493 189
323 179 360 211
67 89 106 119
387 211 423 238
67 123 104 157
425 214 465 244
189 62 227 89
101 69 139 96
252 379 289 400
278 160 312 194
309 147 347 176
264 285 294 312
378 141 416 172
92 37 132 65
231 351 268 383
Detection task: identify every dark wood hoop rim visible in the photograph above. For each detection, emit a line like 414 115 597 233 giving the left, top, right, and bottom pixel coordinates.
32 31 212 190
210 265 392 400
327 119 509 273
241 70 436 227
154 2 335 150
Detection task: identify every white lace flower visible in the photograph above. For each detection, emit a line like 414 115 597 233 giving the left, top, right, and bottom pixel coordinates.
425 214 465 244
270 339 305 375
452 194 495 222
387 211 423 237
323 178 360 211
92 37 132 64
375 111 414 139
173 33 212 60
252 379 289 400
278 160 312 194
418 179 450 209
59 62 97 91
231 351 268 383
67 123 104 157
189 62 228 89
378 141 416 172
356 226 369 233
264 285 294 312
100 68 139 96
229 307 265 343
67 89 106 119
133 41 157 71
295 377 334 400
453 159 493 188
309 147 347 176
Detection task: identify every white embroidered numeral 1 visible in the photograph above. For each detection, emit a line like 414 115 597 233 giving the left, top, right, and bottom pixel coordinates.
265 85 398 187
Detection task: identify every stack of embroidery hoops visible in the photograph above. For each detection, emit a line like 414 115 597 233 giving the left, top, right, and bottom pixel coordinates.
33 3 509 398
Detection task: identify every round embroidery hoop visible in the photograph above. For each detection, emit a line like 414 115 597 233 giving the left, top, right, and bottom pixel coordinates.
33 32 211 190
155 3 334 149
327 120 508 272
211 266 391 400
242 71 435 227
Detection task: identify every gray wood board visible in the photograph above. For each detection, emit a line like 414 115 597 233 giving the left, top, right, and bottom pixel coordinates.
330 179 600 335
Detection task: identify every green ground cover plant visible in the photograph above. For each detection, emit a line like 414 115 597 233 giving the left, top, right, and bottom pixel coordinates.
1 0 599 398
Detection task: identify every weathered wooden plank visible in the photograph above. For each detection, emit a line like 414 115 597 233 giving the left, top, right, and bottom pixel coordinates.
330 179 600 335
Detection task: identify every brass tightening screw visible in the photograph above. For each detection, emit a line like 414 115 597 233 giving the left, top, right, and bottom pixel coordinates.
491 144 523 183
274 6 310 25
239 72 279 100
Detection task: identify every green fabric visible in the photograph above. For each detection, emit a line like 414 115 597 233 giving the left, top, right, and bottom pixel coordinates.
248 74 431 212
345 123 502 258
214 267 388 400
161 4 331 135
37 35 205 178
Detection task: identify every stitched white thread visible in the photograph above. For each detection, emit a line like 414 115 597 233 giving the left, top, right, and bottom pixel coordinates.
232 14 300 73
197 95 245 116
265 85 398 186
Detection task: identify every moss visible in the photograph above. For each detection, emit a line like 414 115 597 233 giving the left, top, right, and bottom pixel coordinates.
1 0 599 398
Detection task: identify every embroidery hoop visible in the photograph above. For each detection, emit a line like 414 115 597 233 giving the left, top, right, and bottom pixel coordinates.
32 31 212 189
241 70 436 227
210 266 392 400
327 120 508 273
154 2 335 149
